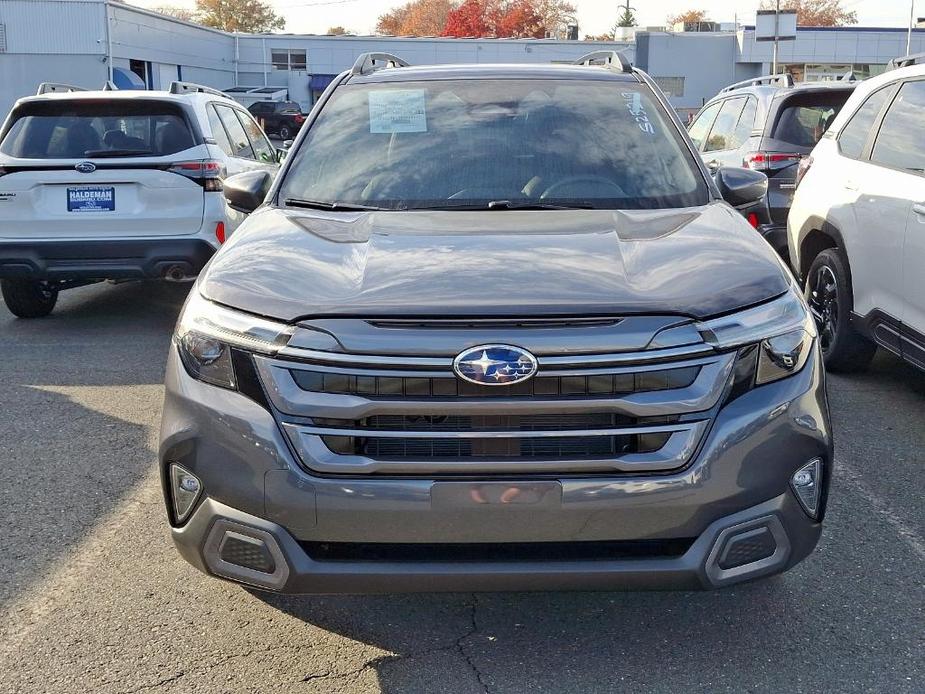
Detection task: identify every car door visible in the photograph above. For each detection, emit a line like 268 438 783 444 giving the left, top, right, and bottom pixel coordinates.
825 84 902 324
867 78 925 366
701 97 747 170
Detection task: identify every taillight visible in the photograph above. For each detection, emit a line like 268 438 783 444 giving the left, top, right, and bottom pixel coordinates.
168 159 224 191
293 114 305 124
215 221 226 244
743 151 802 172
795 155 814 188
746 212 760 229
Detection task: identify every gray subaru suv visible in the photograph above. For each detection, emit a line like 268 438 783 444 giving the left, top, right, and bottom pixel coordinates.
160 52 832 593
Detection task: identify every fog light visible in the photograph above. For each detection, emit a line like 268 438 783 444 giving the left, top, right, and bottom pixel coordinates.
170 463 202 523
791 458 822 519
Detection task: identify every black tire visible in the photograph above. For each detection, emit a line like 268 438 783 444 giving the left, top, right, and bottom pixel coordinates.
278 125 292 140
1 279 59 318
804 248 876 372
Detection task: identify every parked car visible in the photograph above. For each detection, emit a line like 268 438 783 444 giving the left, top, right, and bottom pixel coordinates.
161 52 831 594
789 55 925 373
248 101 305 140
0 81 280 317
689 74 856 260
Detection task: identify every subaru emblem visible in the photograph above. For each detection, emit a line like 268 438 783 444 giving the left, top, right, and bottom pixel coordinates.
75 161 96 174
453 344 538 386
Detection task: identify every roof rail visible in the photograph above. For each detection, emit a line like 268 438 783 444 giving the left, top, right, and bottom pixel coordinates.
719 73 794 93
572 50 633 74
887 52 925 70
350 52 410 76
36 82 87 95
168 81 227 97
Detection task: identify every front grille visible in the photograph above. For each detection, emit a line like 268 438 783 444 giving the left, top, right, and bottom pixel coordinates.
290 366 700 398
254 331 735 477
300 538 696 562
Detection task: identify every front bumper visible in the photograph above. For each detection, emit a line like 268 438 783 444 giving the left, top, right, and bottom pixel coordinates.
0 238 217 281
160 345 832 593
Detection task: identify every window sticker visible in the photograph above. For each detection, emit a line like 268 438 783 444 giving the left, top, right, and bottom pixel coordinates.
622 91 655 135
368 90 427 133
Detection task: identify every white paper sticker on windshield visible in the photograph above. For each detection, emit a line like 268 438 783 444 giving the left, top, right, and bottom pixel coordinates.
368 90 427 133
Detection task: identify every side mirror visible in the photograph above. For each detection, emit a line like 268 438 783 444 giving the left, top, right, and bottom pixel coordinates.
714 166 768 208
223 170 272 214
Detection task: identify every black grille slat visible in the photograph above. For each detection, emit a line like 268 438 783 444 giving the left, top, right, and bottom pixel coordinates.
290 366 700 398
323 433 671 459
300 538 696 562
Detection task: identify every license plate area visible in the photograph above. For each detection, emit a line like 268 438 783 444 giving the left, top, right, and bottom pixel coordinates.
67 186 115 212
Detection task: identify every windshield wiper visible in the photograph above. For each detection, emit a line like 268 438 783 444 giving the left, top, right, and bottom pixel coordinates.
408 200 597 211
486 200 596 210
82 149 153 158
284 198 390 211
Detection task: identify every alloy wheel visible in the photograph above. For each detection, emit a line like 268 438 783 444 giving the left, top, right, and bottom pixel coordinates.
807 265 838 351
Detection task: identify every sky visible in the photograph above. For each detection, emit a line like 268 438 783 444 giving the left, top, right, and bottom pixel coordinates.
128 1 920 37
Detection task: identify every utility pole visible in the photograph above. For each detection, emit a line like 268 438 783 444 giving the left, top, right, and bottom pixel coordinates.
907 0 915 56
772 0 780 75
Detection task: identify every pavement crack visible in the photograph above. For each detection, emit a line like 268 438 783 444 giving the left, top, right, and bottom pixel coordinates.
456 593 492 693
122 671 185 693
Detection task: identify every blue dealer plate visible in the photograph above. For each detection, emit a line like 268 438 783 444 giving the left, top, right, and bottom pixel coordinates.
67 187 115 212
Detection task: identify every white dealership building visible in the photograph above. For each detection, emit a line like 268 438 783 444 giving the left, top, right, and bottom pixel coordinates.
2 0 925 118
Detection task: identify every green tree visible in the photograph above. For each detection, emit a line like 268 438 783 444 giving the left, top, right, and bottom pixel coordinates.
195 0 284 33
616 1 636 28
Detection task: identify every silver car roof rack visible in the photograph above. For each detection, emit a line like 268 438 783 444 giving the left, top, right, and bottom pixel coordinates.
719 73 794 93
350 52 410 76
36 82 87 95
572 51 633 74
887 52 925 69
168 81 227 97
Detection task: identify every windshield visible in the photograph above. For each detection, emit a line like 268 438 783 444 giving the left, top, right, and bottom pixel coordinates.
280 79 709 211
0 100 196 159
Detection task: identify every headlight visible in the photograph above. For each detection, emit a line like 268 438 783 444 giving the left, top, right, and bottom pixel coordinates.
700 288 816 388
175 290 294 389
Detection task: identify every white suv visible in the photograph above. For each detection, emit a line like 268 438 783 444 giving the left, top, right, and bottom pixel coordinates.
789 57 925 373
0 81 279 317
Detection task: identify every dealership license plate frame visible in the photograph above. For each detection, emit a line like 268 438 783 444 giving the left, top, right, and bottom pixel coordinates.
67 186 116 212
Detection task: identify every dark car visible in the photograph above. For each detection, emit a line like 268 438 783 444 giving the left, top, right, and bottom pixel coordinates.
248 100 305 140
160 52 830 594
688 74 856 261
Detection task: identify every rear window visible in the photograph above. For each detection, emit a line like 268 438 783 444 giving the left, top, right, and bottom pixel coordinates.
0 100 197 159
770 91 851 148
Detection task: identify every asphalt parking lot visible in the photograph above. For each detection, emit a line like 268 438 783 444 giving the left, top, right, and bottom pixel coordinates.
0 280 922 694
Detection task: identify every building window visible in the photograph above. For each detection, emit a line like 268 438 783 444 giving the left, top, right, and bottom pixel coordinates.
654 77 684 98
271 48 308 71
0 24 7 53
271 50 289 71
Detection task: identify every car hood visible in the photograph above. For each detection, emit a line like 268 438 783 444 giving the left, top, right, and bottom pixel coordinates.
200 203 790 322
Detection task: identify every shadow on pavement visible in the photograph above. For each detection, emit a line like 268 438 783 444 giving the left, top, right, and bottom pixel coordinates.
250 580 810 692
0 281 188 606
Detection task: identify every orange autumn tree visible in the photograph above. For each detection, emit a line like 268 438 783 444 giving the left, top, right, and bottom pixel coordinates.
377 0 456 36
443 0 544 38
